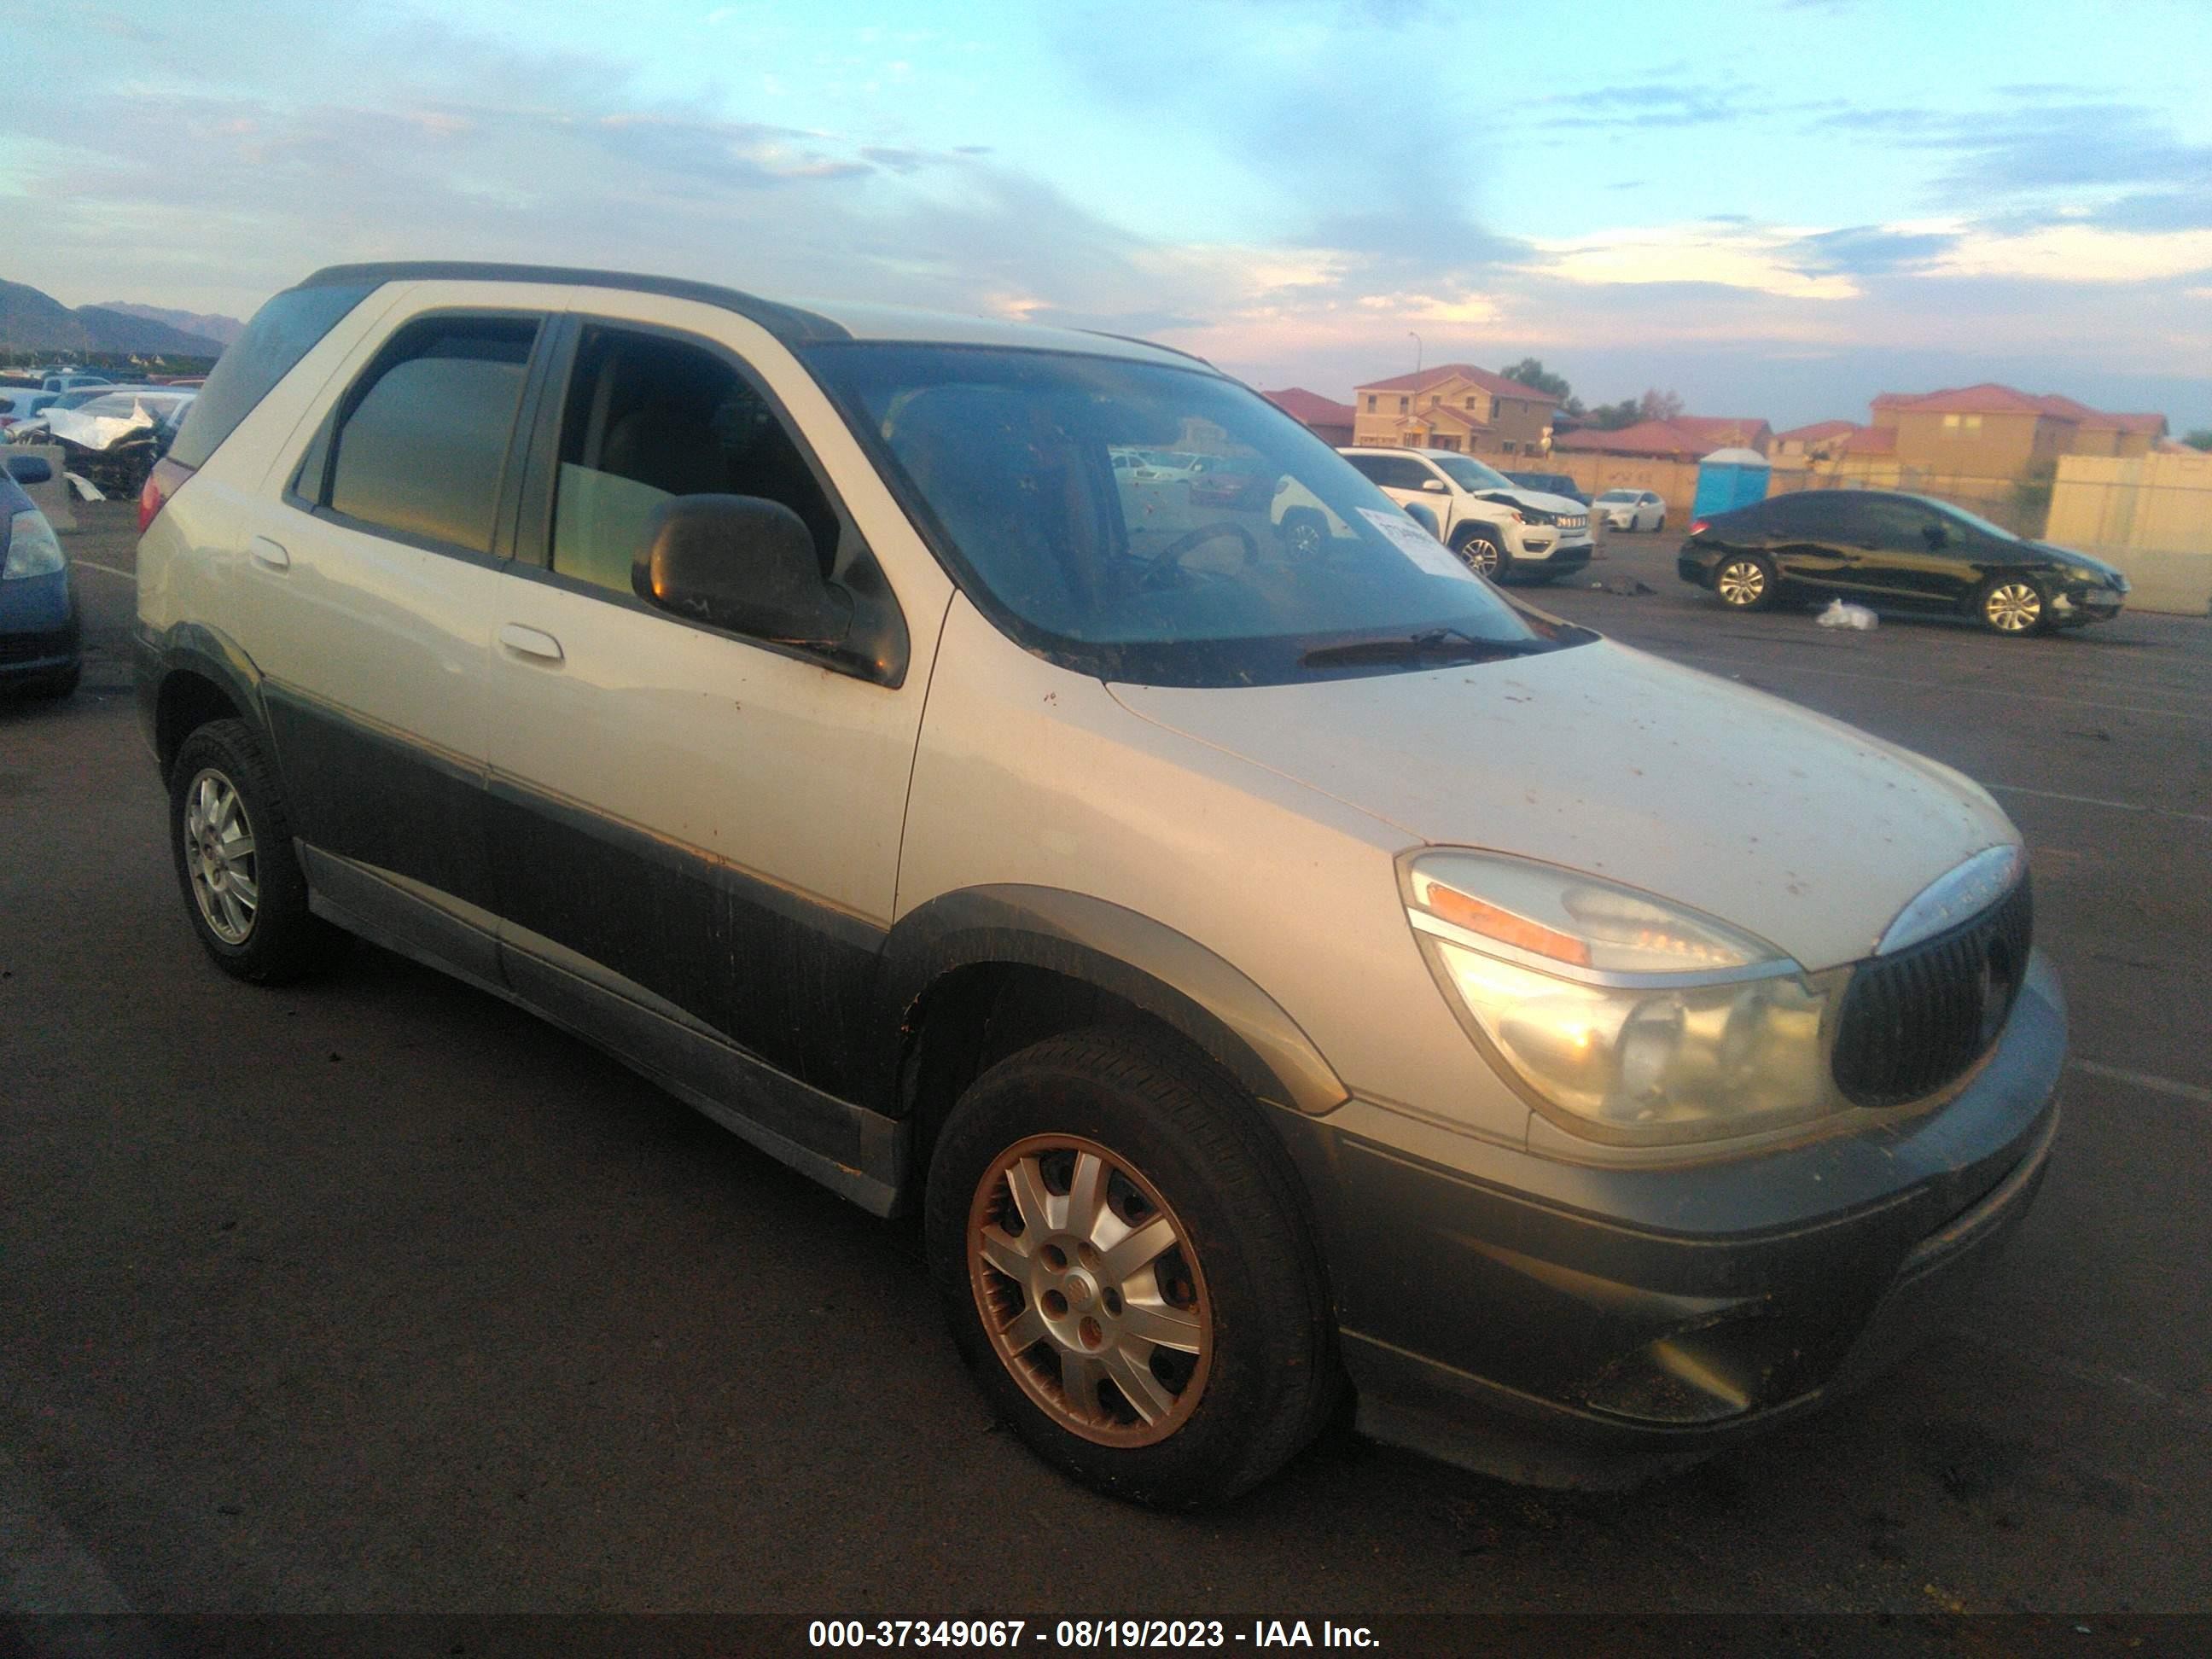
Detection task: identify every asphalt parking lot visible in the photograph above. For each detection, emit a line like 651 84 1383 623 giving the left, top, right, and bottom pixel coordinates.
4 509 2209 1627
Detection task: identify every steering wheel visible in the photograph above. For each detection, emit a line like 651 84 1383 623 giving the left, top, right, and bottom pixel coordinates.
1138 521 1260 591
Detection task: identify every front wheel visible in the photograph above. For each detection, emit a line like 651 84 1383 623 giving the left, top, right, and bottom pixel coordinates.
1976 577 2048 636
1714 552 1778 610
1653 513 1666 533
925 1028 1337 1508
1454 530 1508 579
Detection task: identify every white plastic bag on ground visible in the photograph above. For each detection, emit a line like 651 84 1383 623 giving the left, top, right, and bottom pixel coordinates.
1817 597 1878 631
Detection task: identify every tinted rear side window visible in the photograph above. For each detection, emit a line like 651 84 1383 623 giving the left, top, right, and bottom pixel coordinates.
166 282 374 470
323 317 538 555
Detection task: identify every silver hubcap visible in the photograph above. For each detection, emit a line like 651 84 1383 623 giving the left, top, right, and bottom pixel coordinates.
968 1136 1211 1446
1718 560 1767 605
1462 539 1499 574
1985 583 2041 632
183 768 259 945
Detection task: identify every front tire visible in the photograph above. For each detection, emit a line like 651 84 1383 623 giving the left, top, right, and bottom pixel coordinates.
169 719 346 983
1714 552 1778 610
1453 529 1509 579
925 1027 1337 1508
1976 577 2048 636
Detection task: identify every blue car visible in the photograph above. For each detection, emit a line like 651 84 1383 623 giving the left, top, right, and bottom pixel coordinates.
1 457 80 699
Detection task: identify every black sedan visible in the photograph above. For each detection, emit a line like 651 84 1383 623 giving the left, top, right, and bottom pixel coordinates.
1678 488 2129 636
0 457 79 699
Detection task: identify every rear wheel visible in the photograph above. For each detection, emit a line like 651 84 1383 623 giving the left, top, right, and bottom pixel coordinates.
1715 552 1778 610
1976 577 2047 636
169 719 346 982
925 1027 1337 1508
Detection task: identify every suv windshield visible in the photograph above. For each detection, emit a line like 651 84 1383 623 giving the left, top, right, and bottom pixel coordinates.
1433 454 1514 492
805 344 1580 686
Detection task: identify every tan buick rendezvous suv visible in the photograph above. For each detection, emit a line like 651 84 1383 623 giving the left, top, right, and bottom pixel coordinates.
136 264 2064 1506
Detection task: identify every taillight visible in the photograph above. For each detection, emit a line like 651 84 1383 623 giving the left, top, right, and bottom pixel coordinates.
138 456 194 533
1688 518 1709 537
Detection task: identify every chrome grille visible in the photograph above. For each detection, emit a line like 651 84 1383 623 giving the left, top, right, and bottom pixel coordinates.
1833 878 2034 1108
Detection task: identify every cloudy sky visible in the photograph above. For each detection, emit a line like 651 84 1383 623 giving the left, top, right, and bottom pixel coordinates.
5 0 2209 430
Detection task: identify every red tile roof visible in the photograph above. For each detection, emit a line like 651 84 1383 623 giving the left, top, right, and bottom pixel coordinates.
1884 382 2055 416
1260 387 1357 427
1776 419 1856 444
1553 416 1767 459
1839 424 1896 455
1353 362 1564 403
1551 420 1709 458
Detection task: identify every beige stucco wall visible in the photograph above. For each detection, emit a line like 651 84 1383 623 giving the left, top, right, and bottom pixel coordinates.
1891 409 2050 475
2046 451 2212 614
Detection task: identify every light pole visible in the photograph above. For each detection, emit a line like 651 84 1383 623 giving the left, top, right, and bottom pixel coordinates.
1406 330 1423 380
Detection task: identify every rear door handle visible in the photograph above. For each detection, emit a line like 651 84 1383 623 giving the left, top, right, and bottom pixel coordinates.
497 623 564 663
247 536 289 571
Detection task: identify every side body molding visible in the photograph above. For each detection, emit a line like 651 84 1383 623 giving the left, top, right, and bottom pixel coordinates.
875 885 1349 1119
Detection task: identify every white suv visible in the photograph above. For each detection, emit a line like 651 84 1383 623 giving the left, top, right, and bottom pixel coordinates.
1338 446 1592 580
136 263 2062 1507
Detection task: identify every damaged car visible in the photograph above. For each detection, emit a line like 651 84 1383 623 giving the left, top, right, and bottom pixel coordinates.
137 263 2064 1506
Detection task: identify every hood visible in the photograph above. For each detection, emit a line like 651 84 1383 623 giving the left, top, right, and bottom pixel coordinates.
2021 540 2127 585
1109 640 2017 973
1483 487 1585 517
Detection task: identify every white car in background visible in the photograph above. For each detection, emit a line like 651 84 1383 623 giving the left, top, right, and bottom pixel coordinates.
1595 489 1666 533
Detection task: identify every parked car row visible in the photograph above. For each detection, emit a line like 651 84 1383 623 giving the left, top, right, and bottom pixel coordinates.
3 386 196 496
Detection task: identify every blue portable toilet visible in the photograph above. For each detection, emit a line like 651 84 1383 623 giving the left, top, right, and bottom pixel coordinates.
1692 446 1771 518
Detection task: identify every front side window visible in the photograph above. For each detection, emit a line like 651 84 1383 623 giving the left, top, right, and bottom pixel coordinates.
548 326 839 596
805 344 1577 687
1345 453 1431 491
320 316 538 554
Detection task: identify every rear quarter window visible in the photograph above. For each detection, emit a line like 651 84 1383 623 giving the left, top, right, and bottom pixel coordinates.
166 282 375 470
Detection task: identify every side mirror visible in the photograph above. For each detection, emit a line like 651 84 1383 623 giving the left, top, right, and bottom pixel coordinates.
1923 522 1949 549
633 494 851 648
6 455 54 486
1420 477 1448 493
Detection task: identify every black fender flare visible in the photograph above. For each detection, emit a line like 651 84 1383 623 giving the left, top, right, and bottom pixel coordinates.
137 620 274 777
1449 519 1507 553
873 885 1348 1119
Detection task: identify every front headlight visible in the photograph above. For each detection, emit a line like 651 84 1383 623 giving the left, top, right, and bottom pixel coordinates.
3 509 65 579
1404 851 1846 1144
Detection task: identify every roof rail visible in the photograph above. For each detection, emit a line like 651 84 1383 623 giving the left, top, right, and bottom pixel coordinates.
297 261 850 346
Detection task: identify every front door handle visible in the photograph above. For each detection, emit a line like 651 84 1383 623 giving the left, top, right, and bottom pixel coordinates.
497 623 564 663
247 536 289 571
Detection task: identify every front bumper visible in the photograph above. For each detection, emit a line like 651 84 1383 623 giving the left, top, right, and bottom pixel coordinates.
0 568 80 683
2051 585 2125 624
1267 949 2066 1486
1513 534 1593 577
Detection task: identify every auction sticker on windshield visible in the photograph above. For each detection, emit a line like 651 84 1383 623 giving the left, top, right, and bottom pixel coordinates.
1358 507 1477 581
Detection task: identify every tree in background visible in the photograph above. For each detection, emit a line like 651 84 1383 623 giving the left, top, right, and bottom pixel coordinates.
2185 430 2212 452
1499 358 1580 417
1639 387 1685 423
1582 399 1644 430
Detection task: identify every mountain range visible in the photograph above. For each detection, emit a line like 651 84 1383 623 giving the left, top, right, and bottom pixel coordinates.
0 279 239 358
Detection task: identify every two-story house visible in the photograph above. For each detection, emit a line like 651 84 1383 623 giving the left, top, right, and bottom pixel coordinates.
1866 384 2169 473
1349 364 1561 459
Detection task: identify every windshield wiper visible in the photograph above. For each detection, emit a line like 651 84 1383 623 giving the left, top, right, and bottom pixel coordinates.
1299 627 1560 667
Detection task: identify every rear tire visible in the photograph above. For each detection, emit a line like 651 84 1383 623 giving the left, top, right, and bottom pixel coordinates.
925 1027 1338 1508
1714 552 1778 611
169 719 347 983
